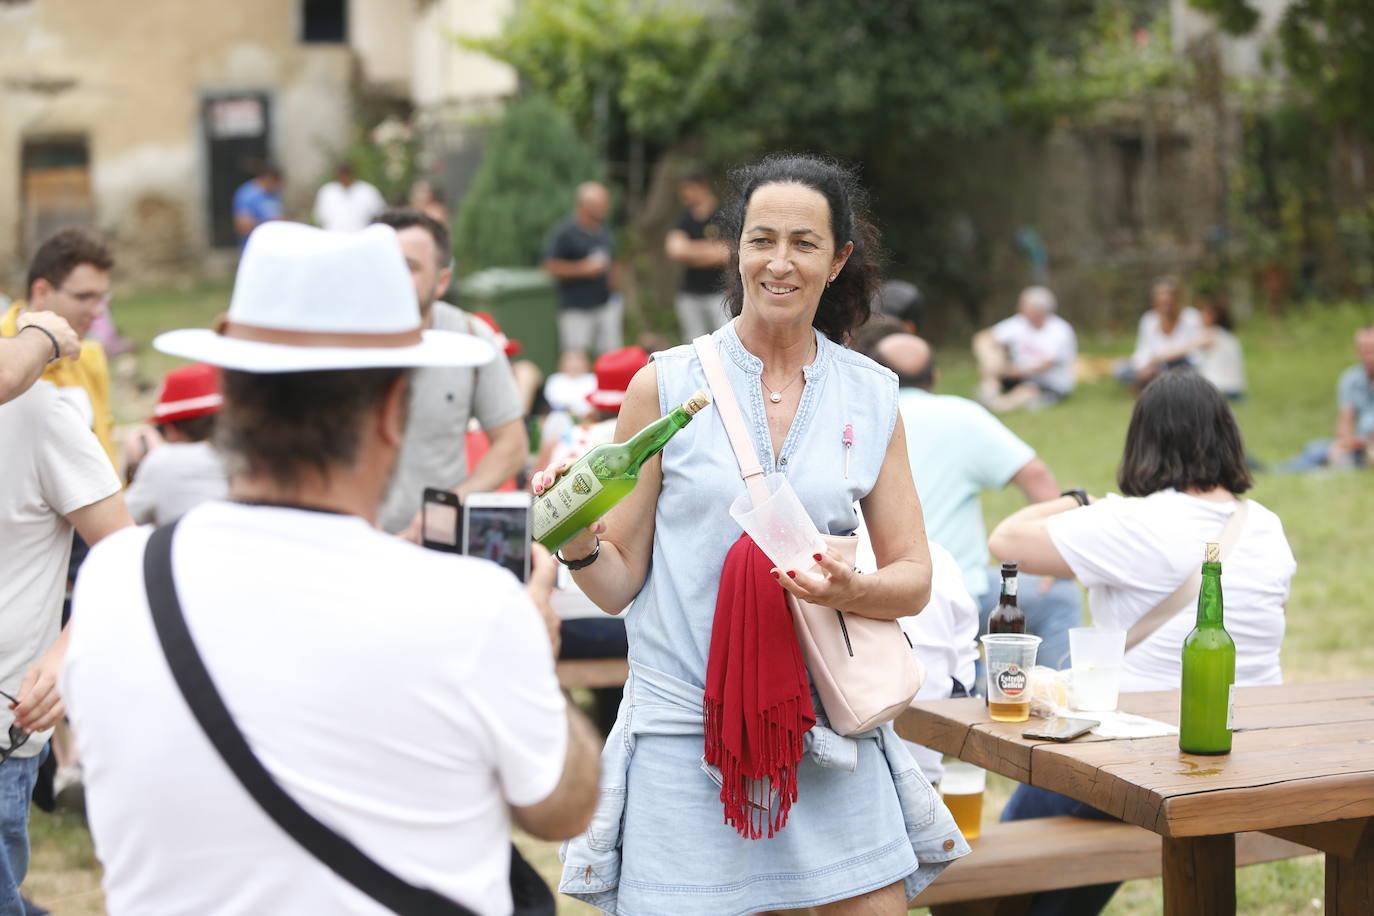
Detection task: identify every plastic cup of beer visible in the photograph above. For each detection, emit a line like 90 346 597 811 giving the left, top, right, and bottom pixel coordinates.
1069 627 1126 711
941 762 986 841
980 633 1041 722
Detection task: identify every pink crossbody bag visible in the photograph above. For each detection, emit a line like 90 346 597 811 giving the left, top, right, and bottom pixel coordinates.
692 335 924 736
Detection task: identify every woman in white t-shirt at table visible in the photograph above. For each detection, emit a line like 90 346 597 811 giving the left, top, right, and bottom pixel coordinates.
985 369 1296 915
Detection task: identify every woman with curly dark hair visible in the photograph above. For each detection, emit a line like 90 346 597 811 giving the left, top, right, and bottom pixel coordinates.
540 153 966 915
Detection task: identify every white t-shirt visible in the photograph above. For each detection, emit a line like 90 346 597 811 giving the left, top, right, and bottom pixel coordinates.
1130 307 1204 370
380 304 524 533
313 180 387 232
63 502 567 916
991 313 1077 395
1047 490 1294 693
1196 327 1246 396
124 441 228 525
0 381 119 754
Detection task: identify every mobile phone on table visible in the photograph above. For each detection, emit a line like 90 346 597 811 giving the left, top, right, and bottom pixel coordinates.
421 487 461 553
1022 717 1100 742
462 491 533 583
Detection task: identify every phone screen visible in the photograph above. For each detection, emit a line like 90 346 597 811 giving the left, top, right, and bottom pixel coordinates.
421 488 461 552
463 500 531 582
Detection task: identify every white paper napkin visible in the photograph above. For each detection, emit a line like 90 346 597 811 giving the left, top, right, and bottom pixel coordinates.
1078 710 1179 739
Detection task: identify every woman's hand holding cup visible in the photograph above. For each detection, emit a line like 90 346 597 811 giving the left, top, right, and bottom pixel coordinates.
771 546 864 610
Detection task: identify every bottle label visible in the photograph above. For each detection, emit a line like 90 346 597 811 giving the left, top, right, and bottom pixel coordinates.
995 664 1027 698
1226 682 1236 731
532 470 604 541
1003 576 1018 597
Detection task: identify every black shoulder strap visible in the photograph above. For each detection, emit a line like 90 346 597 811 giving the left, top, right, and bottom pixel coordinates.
142 521 475 916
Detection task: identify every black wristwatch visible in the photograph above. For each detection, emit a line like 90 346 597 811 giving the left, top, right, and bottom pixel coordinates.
1060 488 1089 507
556 535 601 570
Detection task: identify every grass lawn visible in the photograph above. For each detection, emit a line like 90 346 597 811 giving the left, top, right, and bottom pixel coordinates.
25 295 1371 913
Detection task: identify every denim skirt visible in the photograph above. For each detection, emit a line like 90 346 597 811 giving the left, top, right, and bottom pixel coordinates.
611 730 938 916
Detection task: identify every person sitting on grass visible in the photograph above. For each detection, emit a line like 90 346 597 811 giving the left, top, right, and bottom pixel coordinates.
972 285 1077 412
1282 324 1374 472
1193 297 1246 401
1114 275 1204 395
986 369 1296 915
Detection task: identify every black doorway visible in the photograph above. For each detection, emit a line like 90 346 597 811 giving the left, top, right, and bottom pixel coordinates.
202 94 272 249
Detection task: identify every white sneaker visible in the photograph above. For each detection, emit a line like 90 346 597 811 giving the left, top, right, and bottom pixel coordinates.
53 763 85 812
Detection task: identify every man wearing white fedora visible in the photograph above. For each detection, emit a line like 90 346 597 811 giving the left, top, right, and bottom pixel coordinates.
61 222 600 915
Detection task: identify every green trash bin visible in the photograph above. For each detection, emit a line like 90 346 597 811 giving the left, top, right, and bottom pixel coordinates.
458 268 559 376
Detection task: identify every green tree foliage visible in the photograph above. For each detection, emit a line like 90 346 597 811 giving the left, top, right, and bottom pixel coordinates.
1012 3 1181 123
1192 0 1374 142
463 0 731 149
451 97 600 276
707 0 1100 159
1278 0 1374 144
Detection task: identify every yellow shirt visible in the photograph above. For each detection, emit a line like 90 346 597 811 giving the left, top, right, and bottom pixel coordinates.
3 302 117 469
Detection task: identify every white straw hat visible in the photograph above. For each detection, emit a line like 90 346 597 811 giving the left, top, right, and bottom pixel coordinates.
154 222 493 373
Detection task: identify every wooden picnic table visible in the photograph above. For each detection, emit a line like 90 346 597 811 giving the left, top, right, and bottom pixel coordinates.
896 678 1374 915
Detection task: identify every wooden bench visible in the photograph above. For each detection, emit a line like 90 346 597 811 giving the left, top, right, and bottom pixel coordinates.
909 816 1314 914
556 657 629 689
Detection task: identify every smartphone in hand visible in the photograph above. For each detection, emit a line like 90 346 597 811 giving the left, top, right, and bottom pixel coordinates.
420 487 461 553
462 491 533 583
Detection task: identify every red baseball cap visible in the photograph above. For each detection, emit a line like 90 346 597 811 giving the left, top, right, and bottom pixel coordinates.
471 311 521 357
152 363 222 424
587 346 649 413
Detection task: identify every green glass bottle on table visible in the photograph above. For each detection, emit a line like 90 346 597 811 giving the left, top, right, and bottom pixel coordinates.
533 390 710 552
1179 541 1236 755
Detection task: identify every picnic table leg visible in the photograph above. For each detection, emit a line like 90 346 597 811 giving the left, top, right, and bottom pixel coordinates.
1324 824 1374 915
1162 834 1235 915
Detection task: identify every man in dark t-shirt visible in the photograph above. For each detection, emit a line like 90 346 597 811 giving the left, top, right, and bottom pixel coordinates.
541 182 621 356
664 174 729 342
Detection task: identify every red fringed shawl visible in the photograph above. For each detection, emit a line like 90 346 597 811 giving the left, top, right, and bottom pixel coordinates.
702 533 816 839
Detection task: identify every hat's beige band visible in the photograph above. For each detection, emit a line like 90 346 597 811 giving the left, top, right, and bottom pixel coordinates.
220 319 423 349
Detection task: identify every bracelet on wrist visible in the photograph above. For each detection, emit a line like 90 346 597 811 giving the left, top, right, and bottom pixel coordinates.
556 534 601 570
20 324 61 363
1060 488 1089 508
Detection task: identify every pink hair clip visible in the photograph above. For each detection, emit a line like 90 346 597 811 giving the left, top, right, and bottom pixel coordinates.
843 423 853 478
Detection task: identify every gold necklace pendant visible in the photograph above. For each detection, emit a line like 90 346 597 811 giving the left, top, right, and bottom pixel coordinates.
769 391 782 403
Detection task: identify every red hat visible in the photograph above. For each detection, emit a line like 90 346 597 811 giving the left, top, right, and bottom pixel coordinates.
471 311 521 357
587 346 649 413
152 363 222 423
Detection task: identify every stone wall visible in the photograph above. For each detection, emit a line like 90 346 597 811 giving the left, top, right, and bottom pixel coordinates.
0 0 390 291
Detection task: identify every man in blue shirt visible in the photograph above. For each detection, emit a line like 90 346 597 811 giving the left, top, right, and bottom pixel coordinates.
232 162 283 247
868 332 1082 668
1284 325 1374 471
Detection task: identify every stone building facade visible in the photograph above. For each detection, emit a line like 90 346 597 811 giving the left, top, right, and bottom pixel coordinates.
0 0 414 290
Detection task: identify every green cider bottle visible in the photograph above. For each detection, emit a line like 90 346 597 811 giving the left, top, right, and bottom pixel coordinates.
1178 541 1236 755
533 390 710 552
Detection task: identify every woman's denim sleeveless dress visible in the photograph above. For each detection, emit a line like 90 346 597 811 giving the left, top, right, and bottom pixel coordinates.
560 322 968 915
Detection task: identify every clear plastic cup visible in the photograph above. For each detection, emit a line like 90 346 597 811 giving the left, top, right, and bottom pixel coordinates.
1069 627 1126 712
729 473 825 575
980 633 1041 722
940 762 987 841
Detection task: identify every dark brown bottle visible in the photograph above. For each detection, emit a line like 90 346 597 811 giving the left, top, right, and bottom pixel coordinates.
987 562 1026 634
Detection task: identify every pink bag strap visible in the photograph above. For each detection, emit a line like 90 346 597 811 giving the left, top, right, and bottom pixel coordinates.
693 334 770 506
